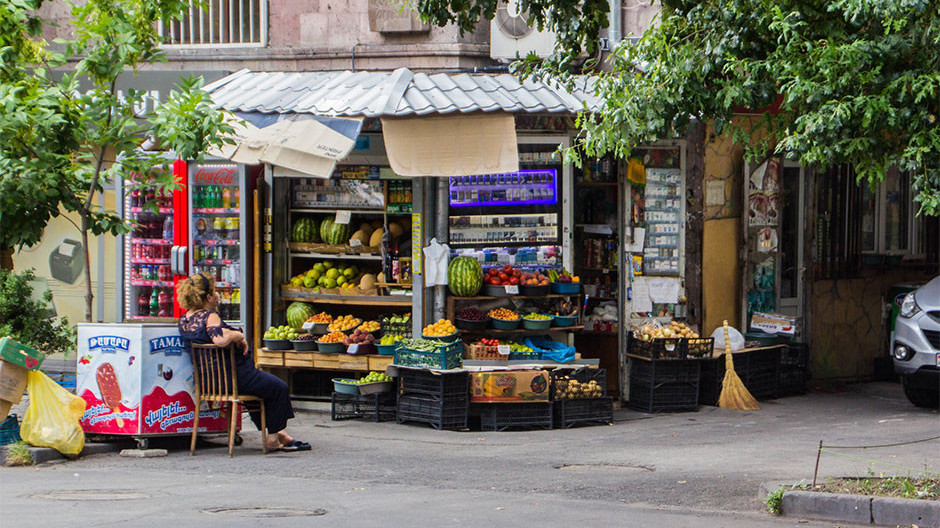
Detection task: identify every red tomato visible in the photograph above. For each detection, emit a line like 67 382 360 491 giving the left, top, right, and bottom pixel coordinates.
503 265 512 273
488 268 499 276
509 277 520 285
512 269 522 278
498 272 509 281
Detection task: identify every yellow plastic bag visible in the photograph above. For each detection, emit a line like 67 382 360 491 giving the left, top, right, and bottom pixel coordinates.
21 370 86 455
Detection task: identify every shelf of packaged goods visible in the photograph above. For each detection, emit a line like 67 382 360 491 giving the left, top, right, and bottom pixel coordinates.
458 325 584 335
288 252 382 261
131 258 171 265
194 259 236 266
450 294 577 301
134 238 173 245
385 206 412 214
194 239 240 246
129 207 173 214
449 241 559 249
130 280 174 287
575 182 618 187
289 208 385 214
192 208 240 215
580 267 618 273
280 294 412 306
215 282 239 288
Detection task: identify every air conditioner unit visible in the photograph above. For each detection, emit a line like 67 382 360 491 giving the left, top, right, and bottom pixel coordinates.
490 0 558 60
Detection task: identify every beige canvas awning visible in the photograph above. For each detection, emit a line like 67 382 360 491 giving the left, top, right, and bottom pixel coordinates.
381 113 519 177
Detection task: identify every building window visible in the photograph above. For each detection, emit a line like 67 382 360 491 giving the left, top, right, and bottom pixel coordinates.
159 0 267 46
862 168 923 257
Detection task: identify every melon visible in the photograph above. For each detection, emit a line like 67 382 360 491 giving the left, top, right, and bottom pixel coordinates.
447 256 483 297
369 228 384 247
370 219 383 230
359 273 377 290
319 217 334 243
321 220 351 245
286 302 315 329
388 223 403 239
359 222 374 236
350 229 370 246
291 217 320 243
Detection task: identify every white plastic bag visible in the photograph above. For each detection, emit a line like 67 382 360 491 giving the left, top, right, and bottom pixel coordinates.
422 238 450 286
711 325 745 352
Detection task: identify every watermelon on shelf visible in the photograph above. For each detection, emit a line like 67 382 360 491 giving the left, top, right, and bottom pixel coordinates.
286 302 316 329
324 221 351 245
291 217 321 243
447 256 483 297
319 217 335 243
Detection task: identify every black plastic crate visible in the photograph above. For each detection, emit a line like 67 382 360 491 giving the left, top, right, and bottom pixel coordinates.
778 344 809 397
700 347 783 404
629 334 715 360
397 393 468 430
550 367 607 400
398 368 469 399
331 392 397 422
479 402 553 431
553 397 614 428
628 357 700 413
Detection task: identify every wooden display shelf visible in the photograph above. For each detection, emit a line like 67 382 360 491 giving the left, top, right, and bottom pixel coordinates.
281 294 412 306
375 282 412 289
289 252 382 261
257 349 394 372
450 294 575 301
458 325 583 335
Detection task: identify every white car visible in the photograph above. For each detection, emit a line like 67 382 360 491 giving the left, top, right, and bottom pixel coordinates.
892 275 940 408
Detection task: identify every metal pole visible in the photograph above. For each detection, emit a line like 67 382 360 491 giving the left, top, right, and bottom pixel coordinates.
433 178 448 322
410 179 425 337
812 440 823 487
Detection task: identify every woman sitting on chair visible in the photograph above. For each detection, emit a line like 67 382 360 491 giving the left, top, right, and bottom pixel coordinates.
177 272 308 452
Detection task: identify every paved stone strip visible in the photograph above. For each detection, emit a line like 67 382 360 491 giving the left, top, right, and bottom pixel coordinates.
775 489 940 528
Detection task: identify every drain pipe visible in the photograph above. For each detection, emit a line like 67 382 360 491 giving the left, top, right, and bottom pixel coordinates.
608 0 622 46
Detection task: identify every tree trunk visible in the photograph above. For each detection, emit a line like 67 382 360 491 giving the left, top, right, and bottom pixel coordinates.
0 248 12 271
81 215 93 322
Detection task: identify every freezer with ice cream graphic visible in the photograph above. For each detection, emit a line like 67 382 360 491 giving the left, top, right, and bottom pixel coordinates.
77 323 233 439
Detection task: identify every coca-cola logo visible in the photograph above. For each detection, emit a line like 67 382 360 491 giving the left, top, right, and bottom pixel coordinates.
193 167 236 185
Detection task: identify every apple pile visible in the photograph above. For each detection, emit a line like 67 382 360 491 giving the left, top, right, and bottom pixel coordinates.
521 270 550 286
485 265 521 286
343 328 376 345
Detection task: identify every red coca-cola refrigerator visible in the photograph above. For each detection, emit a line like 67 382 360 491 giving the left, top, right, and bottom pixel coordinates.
118 160 251 332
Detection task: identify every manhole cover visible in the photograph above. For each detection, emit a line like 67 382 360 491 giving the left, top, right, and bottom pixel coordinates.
32 490 151 501
203 507 327 518
555 463 653 472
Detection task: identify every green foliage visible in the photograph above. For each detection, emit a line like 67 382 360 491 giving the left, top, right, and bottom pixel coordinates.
415 0 940 215
0 268 76 357
5 441 34 467
765 486 785 514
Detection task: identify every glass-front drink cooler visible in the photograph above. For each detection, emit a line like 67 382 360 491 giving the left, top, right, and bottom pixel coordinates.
124 173 179 320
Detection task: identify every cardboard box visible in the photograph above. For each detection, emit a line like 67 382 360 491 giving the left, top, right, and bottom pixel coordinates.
750 312 799 336
0 400 12 420
0 360 28 403
0 337 45 370
471 370 550 403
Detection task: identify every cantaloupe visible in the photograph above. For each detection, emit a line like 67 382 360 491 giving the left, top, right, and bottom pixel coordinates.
377 272 386 283
387 223 403 239
350 229 369 246
369 228 384 247
359 222 374 236
370 219 383 230
359 273 376 290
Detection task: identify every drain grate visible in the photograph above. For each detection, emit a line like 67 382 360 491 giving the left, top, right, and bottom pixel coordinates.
554 463 653 472
32 490 151 501
203 507 327 518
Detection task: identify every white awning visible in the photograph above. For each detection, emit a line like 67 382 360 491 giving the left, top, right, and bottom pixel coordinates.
380 113 519 177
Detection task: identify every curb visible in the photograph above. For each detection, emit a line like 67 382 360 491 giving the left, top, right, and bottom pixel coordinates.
761 482 940 528
0 441 130 466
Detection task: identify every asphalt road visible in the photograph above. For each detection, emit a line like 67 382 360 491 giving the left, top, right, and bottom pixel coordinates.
2 382 937 527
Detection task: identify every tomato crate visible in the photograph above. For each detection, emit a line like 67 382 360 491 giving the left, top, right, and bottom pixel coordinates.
394 340 463 370
397 368 469 400
479 402 553 431
331 391 397 422
552 397 614 428
464 344 506 361
397 393 468 430
550 367 607 400
629 334 715 360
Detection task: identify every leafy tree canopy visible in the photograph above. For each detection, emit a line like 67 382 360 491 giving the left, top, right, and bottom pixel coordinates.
417 0 940 215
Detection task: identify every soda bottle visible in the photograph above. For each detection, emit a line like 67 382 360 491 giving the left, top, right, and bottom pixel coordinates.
146 188 156 208
222 187 231 209
150 288 160 317
233 187 240 209
162 215 173 241
138 290 149 316
131 189 141 208
213 217 226 239
158 289 170 317
210 186 219 208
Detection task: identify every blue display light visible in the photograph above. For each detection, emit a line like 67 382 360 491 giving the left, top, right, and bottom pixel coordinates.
449 169 557 207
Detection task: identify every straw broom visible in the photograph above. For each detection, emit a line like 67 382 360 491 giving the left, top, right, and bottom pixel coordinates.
717 319 760 411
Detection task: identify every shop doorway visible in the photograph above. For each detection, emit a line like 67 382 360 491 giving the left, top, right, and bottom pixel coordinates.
777 163 806 320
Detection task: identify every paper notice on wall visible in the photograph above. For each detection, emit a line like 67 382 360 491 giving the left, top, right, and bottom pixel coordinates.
631 277 653 313
648 277 680 304
625 227 645 253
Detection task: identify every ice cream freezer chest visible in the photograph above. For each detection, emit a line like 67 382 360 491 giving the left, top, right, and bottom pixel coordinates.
77 323 235 440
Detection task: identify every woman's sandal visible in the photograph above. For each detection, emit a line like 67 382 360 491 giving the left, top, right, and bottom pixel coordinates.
269 440 310 453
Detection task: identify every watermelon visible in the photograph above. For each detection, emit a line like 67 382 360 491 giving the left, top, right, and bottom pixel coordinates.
447 256 483 297
286 302 315 329
291 217 320 243
323 221 351 245
320 217 334 243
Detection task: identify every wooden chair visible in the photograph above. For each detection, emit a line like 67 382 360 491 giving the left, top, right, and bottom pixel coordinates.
190 343 267 457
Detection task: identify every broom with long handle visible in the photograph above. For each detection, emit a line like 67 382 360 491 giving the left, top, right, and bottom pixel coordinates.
717 319 760 411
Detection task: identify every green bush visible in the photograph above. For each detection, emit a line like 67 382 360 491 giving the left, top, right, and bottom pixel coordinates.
0 268 76 356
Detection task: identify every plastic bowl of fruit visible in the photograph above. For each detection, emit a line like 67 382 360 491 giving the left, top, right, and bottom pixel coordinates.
522 313 553 330
356 372 395 395
551 281 581 294
332 378 360 395
455 307 489 331
357 321 383 339
484 284 516 297
328 315 362 334
306 322 330 335
317 331 347 354
263 339 292 351
489 317 520 330
346 343 377 355
422 332 458 342
376 343 398 355
291 334 319 351
552 314 579 327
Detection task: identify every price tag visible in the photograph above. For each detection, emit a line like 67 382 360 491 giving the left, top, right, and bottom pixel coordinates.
497 345 511 356
335 210 352 224
348 238 362 248
347 344 359 355
504 285 519 294
301 321 315 331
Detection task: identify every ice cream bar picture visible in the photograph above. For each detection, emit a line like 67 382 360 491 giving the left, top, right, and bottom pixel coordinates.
96 363 124 426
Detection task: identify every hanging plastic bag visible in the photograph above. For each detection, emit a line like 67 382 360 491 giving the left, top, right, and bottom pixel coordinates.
524 337 576 363
422 238 450 287
710 325 745 352
21 370 86 455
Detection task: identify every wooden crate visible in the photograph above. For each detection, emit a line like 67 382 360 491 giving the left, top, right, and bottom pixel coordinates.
338 355 370 371
313 353 341 369
256 349 284 367
368 355 394 372
283 351 315 368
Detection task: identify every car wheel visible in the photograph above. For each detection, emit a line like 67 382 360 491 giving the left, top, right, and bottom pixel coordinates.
901 378 940 409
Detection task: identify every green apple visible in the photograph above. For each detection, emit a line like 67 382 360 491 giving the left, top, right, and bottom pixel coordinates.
305 269 317 278
318 276 328 286
313 263 326 274
324 277 338 289
303 276 316 288
343 267 356 279
326 268 341 280
336 276 347 286
322 260 334 270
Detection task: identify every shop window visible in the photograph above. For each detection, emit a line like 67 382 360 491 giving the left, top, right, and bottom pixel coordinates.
861 168 924 257
159 0 267 46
